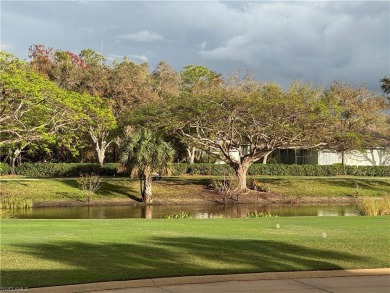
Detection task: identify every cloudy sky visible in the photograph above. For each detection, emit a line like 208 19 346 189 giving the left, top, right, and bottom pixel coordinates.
1 1 389 91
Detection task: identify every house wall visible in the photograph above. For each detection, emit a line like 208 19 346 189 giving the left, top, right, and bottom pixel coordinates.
344 149 389 166
318 149 390 166
317 151 342 165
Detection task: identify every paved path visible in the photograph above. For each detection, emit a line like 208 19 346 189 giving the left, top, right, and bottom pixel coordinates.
28 268 390 293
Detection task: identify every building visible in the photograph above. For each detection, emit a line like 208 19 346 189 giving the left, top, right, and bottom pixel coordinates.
277 148 390 166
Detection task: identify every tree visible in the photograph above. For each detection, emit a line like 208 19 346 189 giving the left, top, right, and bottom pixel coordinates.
28 44 54 77
324 81 389 165
108 58 158 117
142 78 330 193
152 61 181 99
380 76 390 99
29 46 117 165
179 65 223 163
0 52 84 172
79 94 117 166
49 50 85 92
78 49 109 97
180 64 222 94
121 129 174 203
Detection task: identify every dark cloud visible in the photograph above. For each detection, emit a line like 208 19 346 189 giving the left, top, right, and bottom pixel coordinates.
1 1 389 91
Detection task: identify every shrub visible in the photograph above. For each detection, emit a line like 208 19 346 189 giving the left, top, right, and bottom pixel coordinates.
211 173 237 199
245 211 275 218
1 196 33 210
0 163 11 175
10 162 390 177
170 163 190 176
14 163 124 177
77 173 102 205
165 211 192 219
357 196 390 216
250 179 271 192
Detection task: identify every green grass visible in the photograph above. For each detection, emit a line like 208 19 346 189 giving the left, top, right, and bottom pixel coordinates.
254 176 390 197
1 176 389 206
1 217 389 288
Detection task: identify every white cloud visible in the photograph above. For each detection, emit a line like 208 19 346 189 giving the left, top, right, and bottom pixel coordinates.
118 30 163 42
0 42 13 51
107 53 148 63
129 54 149 63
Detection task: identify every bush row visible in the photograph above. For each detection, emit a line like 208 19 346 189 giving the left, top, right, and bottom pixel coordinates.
13 163 121 177
177 163 390 177
0 162 389 177
247 164 390 177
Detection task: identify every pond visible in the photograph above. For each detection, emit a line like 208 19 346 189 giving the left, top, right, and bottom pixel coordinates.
8 203 359 219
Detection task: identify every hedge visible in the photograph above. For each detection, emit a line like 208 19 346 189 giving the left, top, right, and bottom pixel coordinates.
14 163 122 177
0 163 11 175
6 162 390 177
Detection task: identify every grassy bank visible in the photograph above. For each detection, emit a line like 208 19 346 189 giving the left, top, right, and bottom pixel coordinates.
1 176 389 206
1 217 389 288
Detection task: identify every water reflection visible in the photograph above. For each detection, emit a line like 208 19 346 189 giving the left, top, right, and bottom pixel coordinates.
8 203 359 219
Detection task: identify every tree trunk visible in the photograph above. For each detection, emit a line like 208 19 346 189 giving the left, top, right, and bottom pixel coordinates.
97 147 105 167
143 167 153 203
341 150 345 166
9 148 22 175
187 146 196 164
262 150 273 164
89 128 111 167
233 163 250 193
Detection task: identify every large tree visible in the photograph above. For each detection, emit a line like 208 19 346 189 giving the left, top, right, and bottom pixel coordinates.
179 65 223 163
108 58 158 118
28 46 117 165
79 94 117 166
136 78 331 192
0 52 84 172
152 61 181 99
121 129 174 203
324 81 389 164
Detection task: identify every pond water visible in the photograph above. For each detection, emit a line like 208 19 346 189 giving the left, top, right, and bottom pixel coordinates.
8 203 359 219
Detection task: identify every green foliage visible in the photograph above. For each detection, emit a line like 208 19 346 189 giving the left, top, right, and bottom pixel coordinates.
9 162 390 177
121 129 175 176
164 211 192 219
171 163 390 177
1 196 33 210
175 163 232 175
0 162 11 175
245 212 275 218
14 163 121 177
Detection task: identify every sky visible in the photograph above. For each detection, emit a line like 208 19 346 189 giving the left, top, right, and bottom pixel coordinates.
1 0 389 91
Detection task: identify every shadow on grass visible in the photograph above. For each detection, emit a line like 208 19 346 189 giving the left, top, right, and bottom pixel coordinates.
54 178 142 202
160 177 213 186
256 177 390 195
304 178 390 193
3 237 367 288
99 181 141 202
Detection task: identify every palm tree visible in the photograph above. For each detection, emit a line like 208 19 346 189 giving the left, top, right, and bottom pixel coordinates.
121 129 175 203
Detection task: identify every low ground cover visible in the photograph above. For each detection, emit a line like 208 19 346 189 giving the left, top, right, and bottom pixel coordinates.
1 217 389 288
0 176 389 207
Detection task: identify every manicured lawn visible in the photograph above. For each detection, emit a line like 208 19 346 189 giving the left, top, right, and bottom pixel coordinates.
0 176 389 205
255 176 390 197
1 217 389 288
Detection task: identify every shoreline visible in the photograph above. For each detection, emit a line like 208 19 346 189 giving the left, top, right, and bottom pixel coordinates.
32 191 357 208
